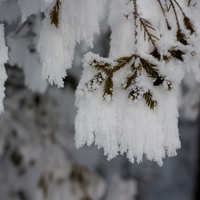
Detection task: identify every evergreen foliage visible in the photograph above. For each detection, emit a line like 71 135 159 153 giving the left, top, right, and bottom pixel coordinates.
140 58 159 78
143 90 157 110
81 0 195 110
85 72 105 93
123 70 138 90
140 18 159 46
0 0 197 169
150 48 161 61
168 48 185 61
49 0 61 28
103 75 113 100
176 29 188 45
184 16 195 35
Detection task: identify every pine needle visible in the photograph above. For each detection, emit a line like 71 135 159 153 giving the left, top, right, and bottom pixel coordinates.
143 90 157 109
184 16 195 34
140 58 159 78
85 73 105 93
176 29 188 45
140 18 159 47
103 75 113 100
92 60 111 72
168 49 185 61
123 71 137 90
128 90 138 101
163 55 171 63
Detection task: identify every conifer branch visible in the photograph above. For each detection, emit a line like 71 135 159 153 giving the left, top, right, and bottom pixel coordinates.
103 75 113 100
150 48 161 61
176 29 188 45
91 59 111 72
140 18 159 47
140 58 159 78
163 55 171 63
183 16 195 34
172 0 185 14
128 87 141 101
169 0 180 29
85 72 105 93
172 0 195 34
84 53 172 108
123 70 138 90
112 55 134 73
169 0 189 45
165 1 172 12
187 0 192 6
49 0 61 28
128 88 158 110
156 0 171 30
84 55 134 98
133 0 139 47
143 90 157 109
168 48 185 61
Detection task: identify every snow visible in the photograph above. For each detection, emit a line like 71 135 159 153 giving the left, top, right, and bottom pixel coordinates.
0 0 199 166
75 0 199 165
37 0 108 87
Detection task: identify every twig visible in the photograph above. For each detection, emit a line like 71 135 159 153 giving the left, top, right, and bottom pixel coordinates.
169 0 180 29
157 0 171 30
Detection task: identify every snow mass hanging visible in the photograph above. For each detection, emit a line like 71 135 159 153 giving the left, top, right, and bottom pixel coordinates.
75 0 200 166
0 0 199 166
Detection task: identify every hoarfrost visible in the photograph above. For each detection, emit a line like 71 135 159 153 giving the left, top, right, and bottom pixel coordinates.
75 0 199 165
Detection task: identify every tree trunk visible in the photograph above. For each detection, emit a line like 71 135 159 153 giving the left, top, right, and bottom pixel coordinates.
194 109 200 200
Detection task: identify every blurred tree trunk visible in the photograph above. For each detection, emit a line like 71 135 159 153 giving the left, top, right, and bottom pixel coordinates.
194 108 200 200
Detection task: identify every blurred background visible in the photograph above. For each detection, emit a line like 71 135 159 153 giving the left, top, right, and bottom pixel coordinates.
0 1 199 200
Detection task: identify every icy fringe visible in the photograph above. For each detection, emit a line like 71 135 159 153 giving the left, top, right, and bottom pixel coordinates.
75 0 200 166
0 24 8 113
37 0 108 87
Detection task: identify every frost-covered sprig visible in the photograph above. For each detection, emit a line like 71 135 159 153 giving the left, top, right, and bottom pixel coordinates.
140 18 159 47
84 72 106 93
172 0 195 34
75 0 200 165
134 0 195 60
121 56 172 108
49 0 61 28
168 0 195 45
83 54 134 101
82 53 172 109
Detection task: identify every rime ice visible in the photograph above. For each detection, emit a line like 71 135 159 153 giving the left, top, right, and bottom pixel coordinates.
0 0 200 165
75 0 200 165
